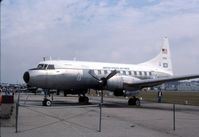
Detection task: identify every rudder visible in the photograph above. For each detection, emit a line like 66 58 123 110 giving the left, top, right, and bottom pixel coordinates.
139 37 173 76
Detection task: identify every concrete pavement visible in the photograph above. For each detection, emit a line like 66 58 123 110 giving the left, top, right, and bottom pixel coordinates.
1 94 199 137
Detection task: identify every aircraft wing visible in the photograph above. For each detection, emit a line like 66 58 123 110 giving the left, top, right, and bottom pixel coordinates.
124 74 199 89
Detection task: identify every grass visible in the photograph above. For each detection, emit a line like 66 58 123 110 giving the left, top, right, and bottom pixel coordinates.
138 91 199 106
88 90 199 106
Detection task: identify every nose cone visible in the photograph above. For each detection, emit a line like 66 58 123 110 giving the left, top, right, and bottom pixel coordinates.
23 71 30 83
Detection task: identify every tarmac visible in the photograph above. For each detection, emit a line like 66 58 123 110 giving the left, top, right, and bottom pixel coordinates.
1 93 199 137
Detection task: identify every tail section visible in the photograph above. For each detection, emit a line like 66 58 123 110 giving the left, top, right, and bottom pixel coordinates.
139 37 173 76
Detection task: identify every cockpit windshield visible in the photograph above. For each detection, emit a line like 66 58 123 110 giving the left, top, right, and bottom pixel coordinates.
37 64 55 70
37 64 46 69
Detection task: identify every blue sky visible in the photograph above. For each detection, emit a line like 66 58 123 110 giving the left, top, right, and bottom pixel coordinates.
1 0 199 83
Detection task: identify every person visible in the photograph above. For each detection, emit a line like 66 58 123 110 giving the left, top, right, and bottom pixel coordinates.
0 86 2 104
12 87 16 95
0 86 2 94
157 88 163 103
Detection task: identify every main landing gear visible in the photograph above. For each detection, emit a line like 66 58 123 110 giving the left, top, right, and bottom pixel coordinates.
128 96 140 106
78 96 89 104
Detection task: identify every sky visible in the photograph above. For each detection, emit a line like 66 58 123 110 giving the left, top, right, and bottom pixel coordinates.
1 0 199 83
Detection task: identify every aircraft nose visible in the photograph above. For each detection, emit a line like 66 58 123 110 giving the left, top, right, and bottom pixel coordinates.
23 71 30 83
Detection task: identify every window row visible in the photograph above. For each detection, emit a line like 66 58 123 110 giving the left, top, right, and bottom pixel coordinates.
95 70 152 77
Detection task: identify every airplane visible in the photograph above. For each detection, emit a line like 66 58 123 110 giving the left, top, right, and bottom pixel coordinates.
23 37 199 106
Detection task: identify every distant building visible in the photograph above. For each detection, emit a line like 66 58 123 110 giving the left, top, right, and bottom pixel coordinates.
163 80 199 91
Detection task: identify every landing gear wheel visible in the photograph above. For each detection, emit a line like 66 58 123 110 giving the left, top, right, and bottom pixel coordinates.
42 99 52 106
78 96 89 104
46 100 52 106
128 98 135 105
78 96 83 103
84 97 89 104
64 91 67 97
135 98 140 106
128 97 140 106
56 90 60 95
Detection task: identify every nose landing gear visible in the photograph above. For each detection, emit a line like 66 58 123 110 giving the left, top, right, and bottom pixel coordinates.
42 98 52 106
42 89 52 106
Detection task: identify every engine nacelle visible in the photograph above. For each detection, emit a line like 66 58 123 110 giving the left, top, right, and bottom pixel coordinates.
106 76 123 91
106 75 141 91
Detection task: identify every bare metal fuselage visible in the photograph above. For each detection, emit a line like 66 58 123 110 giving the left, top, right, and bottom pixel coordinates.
27 68 99 90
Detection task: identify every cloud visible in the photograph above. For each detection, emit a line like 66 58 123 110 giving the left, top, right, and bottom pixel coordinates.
1 0 199 83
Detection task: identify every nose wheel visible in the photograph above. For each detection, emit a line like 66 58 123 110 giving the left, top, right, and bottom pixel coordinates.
42 98 52 106
42 89 52 106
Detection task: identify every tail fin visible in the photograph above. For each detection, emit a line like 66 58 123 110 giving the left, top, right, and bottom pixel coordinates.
139 37 173 76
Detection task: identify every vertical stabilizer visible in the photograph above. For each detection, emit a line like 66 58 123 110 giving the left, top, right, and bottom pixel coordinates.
139 37 173 76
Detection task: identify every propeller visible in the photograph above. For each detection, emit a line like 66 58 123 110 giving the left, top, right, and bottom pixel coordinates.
88 69 118 89
88 69 118 132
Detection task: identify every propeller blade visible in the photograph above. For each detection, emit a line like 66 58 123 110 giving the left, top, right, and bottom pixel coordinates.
88 70 100 81
106 70 118 80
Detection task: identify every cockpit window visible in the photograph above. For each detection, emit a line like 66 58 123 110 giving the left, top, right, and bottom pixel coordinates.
44 64 48 69
37 64 48 70
37 64 44 69
47 64 55 70
36 64 55 70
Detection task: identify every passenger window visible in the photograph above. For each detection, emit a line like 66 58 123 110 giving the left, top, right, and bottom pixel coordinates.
98 70 101 75
149 72 152 76
128 71 132 75
139 71 142 76
104 70 108 74
123 71 126 75
47 64 55 70
134 71 137 76
144 72 147 76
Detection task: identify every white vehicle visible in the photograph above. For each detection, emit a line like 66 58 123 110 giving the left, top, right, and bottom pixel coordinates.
23 37 199 106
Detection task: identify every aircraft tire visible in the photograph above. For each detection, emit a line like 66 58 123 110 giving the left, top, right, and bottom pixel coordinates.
79 96 89 104
64 91 67 97
84 97 89 104
135 98 141 106
78 96 83 103
46 100 52 106
42 99 51 106
128 97 140 106
128 98 135 105
42 100 46 106
56 90 60 95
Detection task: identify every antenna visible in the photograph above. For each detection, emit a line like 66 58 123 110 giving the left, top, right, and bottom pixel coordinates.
43 57 46 61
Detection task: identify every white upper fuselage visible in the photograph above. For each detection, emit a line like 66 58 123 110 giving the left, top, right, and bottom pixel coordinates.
40 60 171 78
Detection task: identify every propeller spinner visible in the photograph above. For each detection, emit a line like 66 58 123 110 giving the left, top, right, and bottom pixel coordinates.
88 69 118 89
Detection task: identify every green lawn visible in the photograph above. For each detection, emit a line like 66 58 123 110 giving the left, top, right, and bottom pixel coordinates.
138 91 199 106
